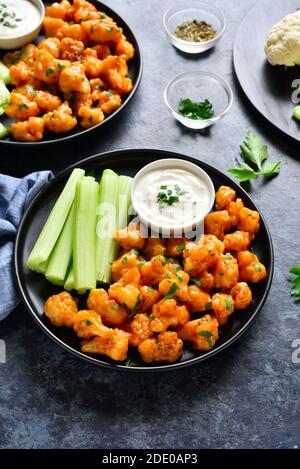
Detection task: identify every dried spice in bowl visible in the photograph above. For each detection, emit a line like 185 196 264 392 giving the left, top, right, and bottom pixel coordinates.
175 20 216 42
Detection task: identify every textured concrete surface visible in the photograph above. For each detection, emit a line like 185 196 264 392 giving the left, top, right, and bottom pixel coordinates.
0 0 299 449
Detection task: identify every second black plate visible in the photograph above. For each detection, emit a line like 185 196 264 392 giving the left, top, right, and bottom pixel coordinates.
14 149 274 372
234 0 300 142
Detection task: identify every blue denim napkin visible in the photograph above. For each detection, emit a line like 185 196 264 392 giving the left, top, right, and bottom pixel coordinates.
0 171 53 321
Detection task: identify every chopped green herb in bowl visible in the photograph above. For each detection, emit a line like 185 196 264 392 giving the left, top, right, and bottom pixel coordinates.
178 98 214 120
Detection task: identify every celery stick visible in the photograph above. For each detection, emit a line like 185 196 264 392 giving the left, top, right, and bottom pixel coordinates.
45 204 74 286
27 168 85 273
102 175 132 283
95 170 119 283
0 81 10 108
0 61 11 85
73 176 99 291
64 265 74 291
0 122 8 138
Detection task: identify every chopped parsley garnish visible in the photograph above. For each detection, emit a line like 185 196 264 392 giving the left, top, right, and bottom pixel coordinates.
106 27 112 32
99 12 106 19
45 67 55 77
226 300 233 311
137 259 146 267
176 243 185 252
131 248 140 255
205 301 212 309
178 98 214 120
157 184 187 207
225 253 233 260
121 256 128 264
254 264 262 272
148 315 154 322
85 319 92 326
18 102 29 110
111 305 121 311
176 273 183 282
189 277 202 287
129 295 142 318
199 330 213 347
162 282 179 300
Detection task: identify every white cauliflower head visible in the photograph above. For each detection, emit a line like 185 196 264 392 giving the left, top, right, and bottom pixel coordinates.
265 10 300 66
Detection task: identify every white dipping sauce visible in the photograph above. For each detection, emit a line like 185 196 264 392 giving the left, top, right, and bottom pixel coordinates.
135 168 211 228
0 0 40 37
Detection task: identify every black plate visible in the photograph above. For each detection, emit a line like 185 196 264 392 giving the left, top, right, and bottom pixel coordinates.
14 149 274 372
0 0 142 146
233 0 300 142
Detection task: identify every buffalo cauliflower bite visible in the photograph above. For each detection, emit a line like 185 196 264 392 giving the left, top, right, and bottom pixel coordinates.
115 37 135 61
83 55 103 78
9 61 35 87
213 253 239 290
265 10 300 66
111 250 141 282
38 37 61 58
72 0 100 23
211 293 234 326
215 185 236 210
59 63 90 94
177 315 219 351
140 255 167 285
92 89 122 114
108 267 141 311
230 282 252 310
56 23 90 43
81 330 129 361
237 207 260 234
237 251 267 283
184 285 212 313
138 331 183 363
60 37 85 62
166 237 189 258
127 313 154 347
143 238 166 260
44 101 77 133
43 17 67 37
10 117 45 142
223 231 253 252
158 270 190 302
100 56 133 96
5 92 39 121
204 210 232 240
87 288 129 326
115 223 145 251
73 310 104 339
34 90 62 113
197 271 215 290
150 299 190 333
77 105 104 128
226 198 244 226
183 235 224 276
45 1 71 20
44 291 78 327
138 286 161 314
81 19 123 44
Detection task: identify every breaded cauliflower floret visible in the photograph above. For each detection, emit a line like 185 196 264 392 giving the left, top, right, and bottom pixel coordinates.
265 10 300 66
138 331 183 363
87 288 129 326
44 291 78 327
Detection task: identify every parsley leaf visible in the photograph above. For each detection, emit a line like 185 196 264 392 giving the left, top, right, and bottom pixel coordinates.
289 265 300 300
162 282 179 300
129 295 142 318
240 131 268 170
228 131 281 183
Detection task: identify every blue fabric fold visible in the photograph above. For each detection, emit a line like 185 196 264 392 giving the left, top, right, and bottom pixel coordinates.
0 171 53 321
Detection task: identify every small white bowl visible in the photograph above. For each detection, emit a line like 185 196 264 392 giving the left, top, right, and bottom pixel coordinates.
163 0 226 54
0 0 44 50
164 71 233 130
131 158 215 236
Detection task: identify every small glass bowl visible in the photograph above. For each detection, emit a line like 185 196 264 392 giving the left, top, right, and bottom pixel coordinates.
163 0 226 54
164 71 233 130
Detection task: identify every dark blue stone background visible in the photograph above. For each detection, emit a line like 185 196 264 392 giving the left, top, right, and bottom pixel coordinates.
0 0 299 449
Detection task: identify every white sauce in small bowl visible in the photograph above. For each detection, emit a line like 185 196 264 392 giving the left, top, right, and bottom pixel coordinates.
132 160 215 234
0 0 41 38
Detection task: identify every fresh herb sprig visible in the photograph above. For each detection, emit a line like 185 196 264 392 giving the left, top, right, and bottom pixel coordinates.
227 131 281 182
178 98 214 120
157 184 186 206
289 265 300 300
